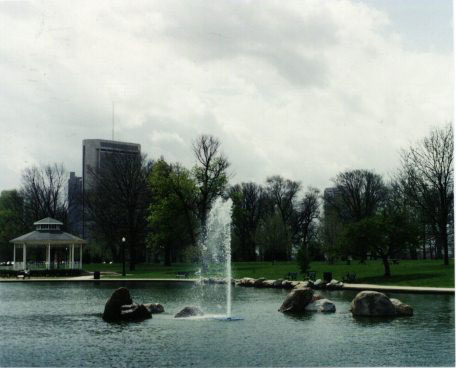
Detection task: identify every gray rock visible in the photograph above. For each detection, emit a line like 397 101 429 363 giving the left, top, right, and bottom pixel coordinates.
102 287 133 322
253 278 266 287
144 303 165 314
278 287 314 314
262 280 275 287
390 298 413 316
306 298 336 313
273 279 284 288
174 306 204 318
350 291 396 317
238 277 255 287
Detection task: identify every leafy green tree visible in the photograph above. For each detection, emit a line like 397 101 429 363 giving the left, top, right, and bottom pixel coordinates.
256 212 290 261
147 159 199 266
0 190 29 260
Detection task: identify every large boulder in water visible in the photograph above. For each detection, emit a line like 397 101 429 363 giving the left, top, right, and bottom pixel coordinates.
102 287 133 322
120 304 152 321
144 303 165 314
390 298 413 316
174 306 204 318
278 287 314 314
350 291 396 317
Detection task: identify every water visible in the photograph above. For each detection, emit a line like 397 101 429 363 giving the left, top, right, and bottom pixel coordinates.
0 282 454 367
200 198 232 318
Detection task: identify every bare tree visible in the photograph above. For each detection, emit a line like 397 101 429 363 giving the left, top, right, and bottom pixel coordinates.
330 169 386 222
21 164 68 224
295 187 320 249
265 175 301 260
400 124 453 265
85 153 153 269
192 135 230 232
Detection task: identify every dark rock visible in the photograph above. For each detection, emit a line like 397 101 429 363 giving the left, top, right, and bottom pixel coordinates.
273 279 284 288
390 298 413 316
174 306 204 318
144 303 165 314
120 304 152 321
102 287 133 322
237 277 255 287
281 280 294 289
278 287 314 314
350 291 396 317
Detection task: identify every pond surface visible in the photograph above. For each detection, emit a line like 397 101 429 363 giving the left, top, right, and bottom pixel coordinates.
0 282 454 367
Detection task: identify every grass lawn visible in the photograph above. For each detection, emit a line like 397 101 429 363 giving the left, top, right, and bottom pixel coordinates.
83 259 455 288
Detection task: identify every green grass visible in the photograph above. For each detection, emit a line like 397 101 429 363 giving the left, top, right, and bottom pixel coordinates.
83 259 455 288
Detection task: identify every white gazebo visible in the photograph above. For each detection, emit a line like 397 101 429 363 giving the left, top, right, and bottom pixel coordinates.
10 217 87 270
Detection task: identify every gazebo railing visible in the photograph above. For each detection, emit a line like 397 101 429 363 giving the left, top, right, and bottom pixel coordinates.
9 261 82 270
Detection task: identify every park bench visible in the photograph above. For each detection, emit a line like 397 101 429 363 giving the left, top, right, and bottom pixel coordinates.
342 272 356 283
176 271 192 278
284 272 298 280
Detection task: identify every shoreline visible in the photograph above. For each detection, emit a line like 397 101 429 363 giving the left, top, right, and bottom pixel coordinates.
0 277 454 294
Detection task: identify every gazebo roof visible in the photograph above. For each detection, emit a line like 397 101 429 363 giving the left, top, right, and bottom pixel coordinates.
33 217 64 226
10 230 86 245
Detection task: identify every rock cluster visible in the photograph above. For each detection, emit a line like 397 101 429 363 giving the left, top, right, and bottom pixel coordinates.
278 287 336 314
236 277 343 290
350 291 413 317
102 287 164 322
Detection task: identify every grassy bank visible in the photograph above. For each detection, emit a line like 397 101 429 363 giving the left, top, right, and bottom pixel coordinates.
83 259 455 288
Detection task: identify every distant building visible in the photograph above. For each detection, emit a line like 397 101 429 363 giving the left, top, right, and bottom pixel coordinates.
82 139 141 192
81 139 141 238
67 172 83 237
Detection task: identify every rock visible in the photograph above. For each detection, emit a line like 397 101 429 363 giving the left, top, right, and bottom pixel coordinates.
144 303 165 314
311 293 322 302
306 298 336 313
350 291 396 317
282 280 294 289
278 287 314 314
294 281 310 289
390 298 413 316
261 280 275 287
290 281 300 288
174 306 204 318
326 279 343 290
313 279 324 289
254 278 266 287
238 277 255 287
120 304 152 321
273 279 284 288
102 287 133 322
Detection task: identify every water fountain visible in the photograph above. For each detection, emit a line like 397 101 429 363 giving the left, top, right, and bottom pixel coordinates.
199 198 241 321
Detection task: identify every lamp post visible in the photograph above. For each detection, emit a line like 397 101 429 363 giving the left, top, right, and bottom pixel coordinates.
121 237 126 277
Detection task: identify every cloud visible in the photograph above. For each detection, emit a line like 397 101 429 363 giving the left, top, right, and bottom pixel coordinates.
0 0 452 193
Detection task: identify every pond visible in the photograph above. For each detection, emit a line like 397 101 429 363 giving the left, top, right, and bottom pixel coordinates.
0 282 454 367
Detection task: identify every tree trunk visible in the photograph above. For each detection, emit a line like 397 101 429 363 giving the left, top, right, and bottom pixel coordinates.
441 224 449 266
164 246 172 267
382 256 391 277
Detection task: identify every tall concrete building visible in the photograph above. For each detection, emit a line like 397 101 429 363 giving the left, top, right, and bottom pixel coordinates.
67 139 141 238
82 139 141 192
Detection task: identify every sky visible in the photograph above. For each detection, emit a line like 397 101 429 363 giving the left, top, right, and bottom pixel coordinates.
0 0 453 194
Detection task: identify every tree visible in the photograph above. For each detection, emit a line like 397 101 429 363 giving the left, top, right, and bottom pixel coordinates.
229 182 267 261
192 135 230 233
21 164 69 225
256 211 290 261
85 153 153 270
400 124 453 265
265 175 301 260
331 169 386 222
295 188 320 250
0 190 28 260
147 159 199 266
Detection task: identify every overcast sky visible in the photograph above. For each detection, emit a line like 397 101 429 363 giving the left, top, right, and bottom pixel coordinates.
0 0 453 194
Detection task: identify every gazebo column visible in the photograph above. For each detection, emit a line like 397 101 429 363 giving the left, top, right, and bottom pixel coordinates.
46 244 51 270
79 245 83 269
23 243 27 270
13 244 16 270
71 244 75 269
